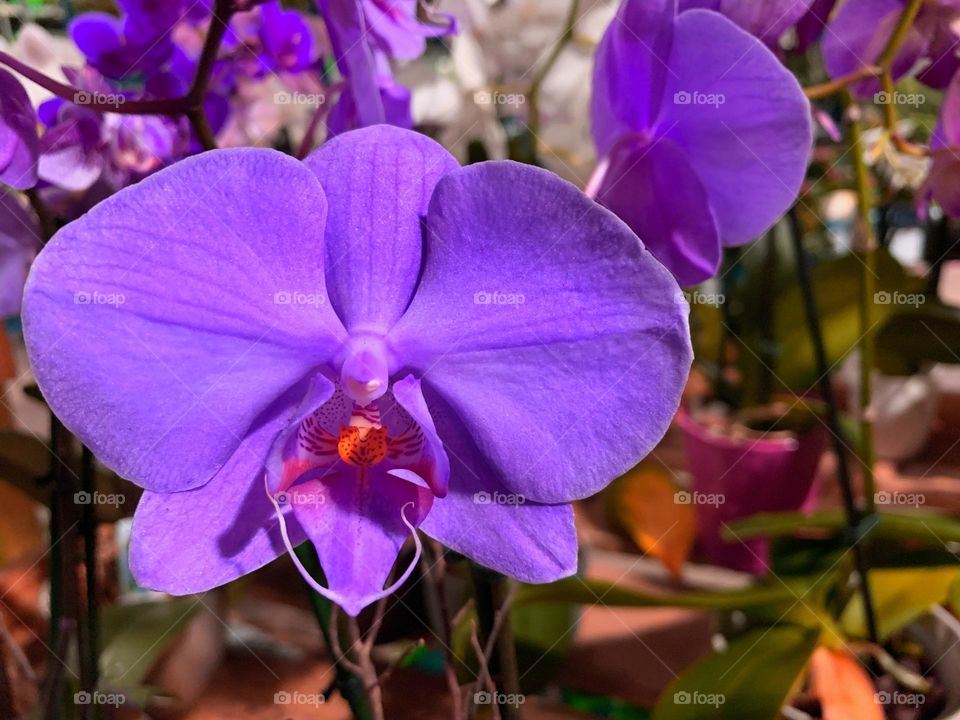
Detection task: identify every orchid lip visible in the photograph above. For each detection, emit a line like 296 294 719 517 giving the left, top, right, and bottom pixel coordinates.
264 473 424 617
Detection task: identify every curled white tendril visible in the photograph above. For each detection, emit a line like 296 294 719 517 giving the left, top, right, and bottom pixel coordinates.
264 474 423 614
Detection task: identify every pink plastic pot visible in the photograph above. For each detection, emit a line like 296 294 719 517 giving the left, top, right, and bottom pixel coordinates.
677 407 826 574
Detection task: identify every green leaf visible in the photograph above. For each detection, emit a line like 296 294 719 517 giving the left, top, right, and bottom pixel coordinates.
652 625 819 720
772 249 911 388
841 566 960 640
875 301 960 375
99 596 201 692
726 509 960 546
515 577 800 611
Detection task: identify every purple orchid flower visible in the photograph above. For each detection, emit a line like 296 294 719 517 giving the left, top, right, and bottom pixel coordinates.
0 192 40 318
0 69 39 190
921 70 960 218
678 0 816 47
21 125 692 615
824 0 960 94
589 0 812 287
317 0 454 131
70 11 179 81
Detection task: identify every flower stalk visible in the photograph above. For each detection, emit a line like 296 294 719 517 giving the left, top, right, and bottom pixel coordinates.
787 208 880 644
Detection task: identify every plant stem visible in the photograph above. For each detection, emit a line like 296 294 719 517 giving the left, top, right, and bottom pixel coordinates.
293 545 376 720
80 446 99 696
471 567 522 720
844 95 878 513
527 0 580 135
803 66 882 99
787 208 880 645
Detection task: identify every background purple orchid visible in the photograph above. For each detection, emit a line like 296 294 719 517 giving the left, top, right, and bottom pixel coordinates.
589 0 812 286
824 0 960 94
0 69 39 190
22 125 692 616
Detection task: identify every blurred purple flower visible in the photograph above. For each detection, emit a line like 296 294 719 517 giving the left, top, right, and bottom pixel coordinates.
22 126 691 615
317 0 453 131
35 68 191 194
69 11 180 81
921 70 960 218
794 0 837 53
0 193 40 318
678 0 815 47
0 69 39 190
824 0 960 94
589 0 811 286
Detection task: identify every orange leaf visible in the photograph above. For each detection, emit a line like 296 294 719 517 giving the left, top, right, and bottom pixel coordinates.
610 463 696 578
809 646 884 720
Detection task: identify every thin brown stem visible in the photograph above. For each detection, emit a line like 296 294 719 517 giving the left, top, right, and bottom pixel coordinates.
527 0 580 134
803 65 881 99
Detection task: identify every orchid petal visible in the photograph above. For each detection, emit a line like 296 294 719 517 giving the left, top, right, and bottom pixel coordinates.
389 161 691 504
594 136 721 286
658 9 812 246
590 0 676 155
303 125 458 332
23 149 346 493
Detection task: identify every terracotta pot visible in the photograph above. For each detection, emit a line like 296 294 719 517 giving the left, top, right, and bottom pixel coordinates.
677 407 826 574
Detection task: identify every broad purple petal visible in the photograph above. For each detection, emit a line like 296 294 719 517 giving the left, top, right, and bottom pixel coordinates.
389 162 692 504
420 390 577 582
591 0 677 155
303 125 458 332
658 10 812 246
594 136 721 286
130 387 311 594
0 69 39 190
23 149 347 493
